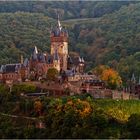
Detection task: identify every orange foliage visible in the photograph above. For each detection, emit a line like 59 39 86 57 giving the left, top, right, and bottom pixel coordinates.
101 68 122 88
65 99 92 118
34 100 43 116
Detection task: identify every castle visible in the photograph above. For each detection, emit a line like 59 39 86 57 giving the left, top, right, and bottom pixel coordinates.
0 16 85 84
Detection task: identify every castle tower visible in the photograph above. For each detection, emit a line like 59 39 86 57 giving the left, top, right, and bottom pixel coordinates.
50 14 68 71
53 49 60 71
130 73 136 94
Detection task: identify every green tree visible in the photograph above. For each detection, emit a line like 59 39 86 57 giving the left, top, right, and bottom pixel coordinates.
12 83 36 94
127 114 140 138
46 68 59 81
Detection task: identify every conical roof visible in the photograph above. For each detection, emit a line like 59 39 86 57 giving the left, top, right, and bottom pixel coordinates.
131 73 136 83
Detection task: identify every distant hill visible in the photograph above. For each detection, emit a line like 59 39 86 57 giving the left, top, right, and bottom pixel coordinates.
0 1 134 19
0 1 140 81
66 2 140 80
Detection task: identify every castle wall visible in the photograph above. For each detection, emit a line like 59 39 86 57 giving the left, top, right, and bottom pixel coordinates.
2 72 22 83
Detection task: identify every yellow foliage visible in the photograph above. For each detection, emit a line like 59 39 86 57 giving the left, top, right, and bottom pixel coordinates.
65 99 92 118
107 107 130 123
56 105 62 112
101 68 122 88
34 100 42 115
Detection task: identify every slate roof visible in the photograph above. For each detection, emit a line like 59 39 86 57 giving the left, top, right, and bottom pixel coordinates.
23 58 29 67
0 64 22 73
65 69 75 76
51 28 68 37
68 56 85 66
32 49 55 64
67 55 73 64
51 15 68 37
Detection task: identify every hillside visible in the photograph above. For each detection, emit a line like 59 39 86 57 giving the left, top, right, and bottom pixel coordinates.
0 2 140 81
66 2 140 80
1 84 140 139
0 1 134 19
0 12 54 64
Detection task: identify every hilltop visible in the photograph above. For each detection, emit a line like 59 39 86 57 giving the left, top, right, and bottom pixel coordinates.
0 1 133 19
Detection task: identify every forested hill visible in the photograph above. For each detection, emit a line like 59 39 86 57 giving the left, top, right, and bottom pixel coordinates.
0 1 134 19
68 2 140 81
0 13 54 64
0 1 140 81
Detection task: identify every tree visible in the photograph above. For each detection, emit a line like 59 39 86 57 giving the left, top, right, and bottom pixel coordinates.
46 68 59 81
92 65 109 76
101 68 122 89
34 100 43 116
0 84 11 103
12 83 36 94
127 114 140 138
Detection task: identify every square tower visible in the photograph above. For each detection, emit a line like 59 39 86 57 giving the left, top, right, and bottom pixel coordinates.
50 15 68 71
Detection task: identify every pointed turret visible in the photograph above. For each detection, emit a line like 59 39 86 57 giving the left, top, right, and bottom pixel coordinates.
0 65 4 73
131 73 136 83
81 57 85 63
50 13 68 38
33 46 38 60
78 57 82 63
23 58 29 67
78 56 85 74
34 46 38 54
57 14 62 31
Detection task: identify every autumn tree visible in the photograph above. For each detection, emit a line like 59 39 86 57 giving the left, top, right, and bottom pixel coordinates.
46 68 59 81
34 100 43 116
101 68 122 89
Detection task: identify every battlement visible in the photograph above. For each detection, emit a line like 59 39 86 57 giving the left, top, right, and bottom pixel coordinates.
50 36 68 42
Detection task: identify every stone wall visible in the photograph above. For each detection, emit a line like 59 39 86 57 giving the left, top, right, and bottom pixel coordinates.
89 89 131 100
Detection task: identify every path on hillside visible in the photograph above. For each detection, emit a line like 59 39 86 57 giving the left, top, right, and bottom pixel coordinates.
62 17 100 25
0 112 38 120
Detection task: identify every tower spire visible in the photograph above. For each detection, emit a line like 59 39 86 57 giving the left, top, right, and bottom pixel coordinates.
57 13 62 31
81 57 85 63
78 57 82 62
131 73 136 83
33 46 38 60
34 46 38 54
